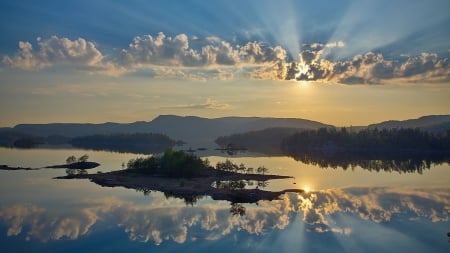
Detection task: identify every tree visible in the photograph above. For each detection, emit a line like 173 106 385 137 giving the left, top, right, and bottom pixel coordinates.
230 203 246 216
66 155 77 164
238 163 246 174
78 154 89 162
256 166 268 175
216 159 238 172
257 181 268 189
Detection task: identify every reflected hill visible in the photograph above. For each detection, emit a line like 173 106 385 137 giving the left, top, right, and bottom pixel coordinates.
218 127 450 173
285 150 449 173
69 133 176 154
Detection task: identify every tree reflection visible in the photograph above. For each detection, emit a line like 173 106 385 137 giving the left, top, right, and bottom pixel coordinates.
214 180 247 190
65 168 88 176
230 203 246 216
257 181 268 189
163 192 204 206
285 150 449 173
135 186 152 196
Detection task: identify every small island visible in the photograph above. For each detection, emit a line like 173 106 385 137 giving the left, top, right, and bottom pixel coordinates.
0 154 100 171
0 165 36 170
56 149 302 203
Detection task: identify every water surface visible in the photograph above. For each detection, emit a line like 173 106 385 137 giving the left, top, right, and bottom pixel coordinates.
0 147 449 253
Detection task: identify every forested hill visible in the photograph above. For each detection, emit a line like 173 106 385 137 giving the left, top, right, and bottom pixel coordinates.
216 126 450 156
10 115 332 146
70 133 176 154
215 127 304 155
3 114 450 147
368 115 450 133
281 127 450 153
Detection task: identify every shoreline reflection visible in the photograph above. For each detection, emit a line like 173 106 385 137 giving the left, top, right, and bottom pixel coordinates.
286 151 449 173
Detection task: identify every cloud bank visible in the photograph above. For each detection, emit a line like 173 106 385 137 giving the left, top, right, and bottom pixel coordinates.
2 36 118 74
2 33 449 84
271 48 450 84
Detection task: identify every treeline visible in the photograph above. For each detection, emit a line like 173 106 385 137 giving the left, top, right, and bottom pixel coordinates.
215 127 301 155
70 133 176 154
0 130 176 154
281 127 450 173
0 130 44 148
127 149 209 177
215 160 269 175
126 149 270 178
281 127 450 152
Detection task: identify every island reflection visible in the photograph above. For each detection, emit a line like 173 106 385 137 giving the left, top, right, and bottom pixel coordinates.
1 187 448 245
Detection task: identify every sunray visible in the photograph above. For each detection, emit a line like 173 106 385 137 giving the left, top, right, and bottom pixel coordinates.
325 0 450 60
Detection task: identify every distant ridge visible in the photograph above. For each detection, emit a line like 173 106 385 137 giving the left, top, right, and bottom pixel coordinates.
5 114 450 147
11 115 332 146
368 115 450 133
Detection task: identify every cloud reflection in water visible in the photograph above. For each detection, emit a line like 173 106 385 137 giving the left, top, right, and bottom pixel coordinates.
0 187 448 245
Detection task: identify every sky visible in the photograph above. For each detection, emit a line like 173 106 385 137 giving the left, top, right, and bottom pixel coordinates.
0 0 449 127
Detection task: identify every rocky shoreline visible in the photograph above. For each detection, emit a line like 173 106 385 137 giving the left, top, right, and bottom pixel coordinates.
56 169 303 203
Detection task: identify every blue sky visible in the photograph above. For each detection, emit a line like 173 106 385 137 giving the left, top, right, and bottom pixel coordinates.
0 0 449 126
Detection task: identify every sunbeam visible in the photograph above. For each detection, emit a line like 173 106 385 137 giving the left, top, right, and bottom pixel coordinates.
325 0 450 59
247 0 302 60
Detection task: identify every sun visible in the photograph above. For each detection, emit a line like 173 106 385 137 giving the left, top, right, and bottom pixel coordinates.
304 185 311 193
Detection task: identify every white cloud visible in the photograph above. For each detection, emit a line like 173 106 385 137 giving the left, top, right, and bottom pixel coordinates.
238 42 287 64
3 36 107 70
120 32 203 67
119 33 286 69
2 34 449 84
260 48 450 84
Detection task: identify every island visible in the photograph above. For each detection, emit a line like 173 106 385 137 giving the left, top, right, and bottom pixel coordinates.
0 165 37 170
0 154 100 171
56 149 303 204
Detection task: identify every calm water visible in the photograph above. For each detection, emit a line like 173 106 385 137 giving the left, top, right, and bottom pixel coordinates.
0 147 449 253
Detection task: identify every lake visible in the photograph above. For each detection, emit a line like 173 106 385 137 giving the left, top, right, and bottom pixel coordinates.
0 147 449 253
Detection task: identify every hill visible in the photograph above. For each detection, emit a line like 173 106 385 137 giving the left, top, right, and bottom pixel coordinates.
368 115 450 133
5 115 449 149
214 115 450 155
215 127 307 155
10 115 332 146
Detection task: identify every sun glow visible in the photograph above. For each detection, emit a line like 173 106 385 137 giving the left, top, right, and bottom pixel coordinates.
293 53 315 81
303 185 311 193
295 62 311 79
